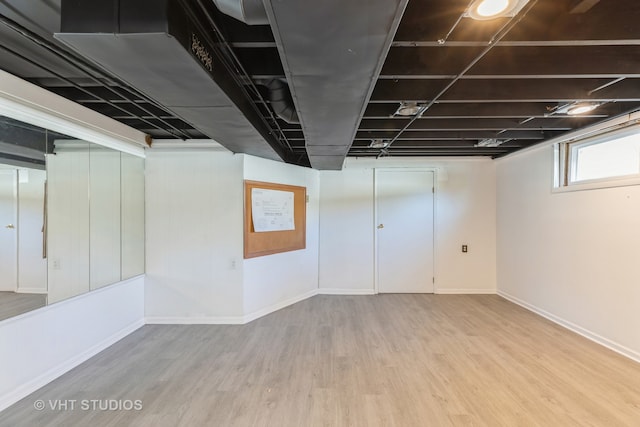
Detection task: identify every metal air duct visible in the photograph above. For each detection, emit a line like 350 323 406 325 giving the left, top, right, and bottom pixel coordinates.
55 0 287 162
262 0 409 169
211 0 268 24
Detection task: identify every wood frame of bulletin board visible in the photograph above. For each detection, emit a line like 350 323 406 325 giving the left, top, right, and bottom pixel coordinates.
244 180 306 259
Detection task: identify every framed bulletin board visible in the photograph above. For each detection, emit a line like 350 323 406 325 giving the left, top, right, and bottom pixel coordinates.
244 180 306 259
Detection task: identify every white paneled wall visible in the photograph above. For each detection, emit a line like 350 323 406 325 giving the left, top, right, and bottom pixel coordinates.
496 145 640 361
17 169 47 293
121 155 145 280
144 148 245 322
89 146 121 289
46 145 91 304
319 158 497 294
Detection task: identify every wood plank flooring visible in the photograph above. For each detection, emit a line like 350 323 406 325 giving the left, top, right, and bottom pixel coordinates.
2 295 640 426
0 292 46 322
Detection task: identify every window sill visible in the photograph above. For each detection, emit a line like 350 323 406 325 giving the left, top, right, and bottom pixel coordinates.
553 175 640 193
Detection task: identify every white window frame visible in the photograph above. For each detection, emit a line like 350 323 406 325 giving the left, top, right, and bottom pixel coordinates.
553 124 640 192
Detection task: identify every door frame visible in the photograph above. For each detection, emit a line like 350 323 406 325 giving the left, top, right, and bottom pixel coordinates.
374 167 438 294
0 169 19 292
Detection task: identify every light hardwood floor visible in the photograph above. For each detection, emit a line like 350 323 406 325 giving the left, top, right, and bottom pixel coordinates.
2 295 640 426
0 292 46 322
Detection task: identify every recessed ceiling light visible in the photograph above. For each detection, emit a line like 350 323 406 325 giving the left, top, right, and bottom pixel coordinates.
466 0 530 20
394 102 422 117
566 102 599 115
369 139 390 149
475 138 504 147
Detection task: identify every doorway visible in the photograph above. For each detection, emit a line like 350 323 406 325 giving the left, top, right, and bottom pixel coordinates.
0 169 17 292
375 169 435 293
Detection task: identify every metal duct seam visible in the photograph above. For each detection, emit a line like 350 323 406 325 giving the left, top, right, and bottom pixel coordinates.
211 0 268 25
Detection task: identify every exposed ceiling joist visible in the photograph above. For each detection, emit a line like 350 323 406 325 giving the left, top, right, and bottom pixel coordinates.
2 0 640 164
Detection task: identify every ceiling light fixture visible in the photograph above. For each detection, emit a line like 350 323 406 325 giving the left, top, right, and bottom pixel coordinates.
477 0 509 17
475 138 504 147
551 101 602 116
369 139 390 149
393 101 422 117
566 102 600 115
465 0 530 20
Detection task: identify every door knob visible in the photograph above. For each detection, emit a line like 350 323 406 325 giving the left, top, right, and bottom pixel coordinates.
5 224 15 229
377 224 384 229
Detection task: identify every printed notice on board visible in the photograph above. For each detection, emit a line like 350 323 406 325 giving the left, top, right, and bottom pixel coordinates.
251 188 295 232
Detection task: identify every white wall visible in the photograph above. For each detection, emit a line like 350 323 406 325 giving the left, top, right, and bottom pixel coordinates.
436 160 497 293
242 155 320 318
144 148 245 322
46 146 91 304
144 149 320 322
319 158 497 294
17 169 47 293
89 146 121 289
0 276 145 411
121 155 145 280
496 146 640 361
318 168 375 293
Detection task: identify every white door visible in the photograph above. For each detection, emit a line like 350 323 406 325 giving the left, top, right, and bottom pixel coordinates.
376 169 434 293
0 169 17 291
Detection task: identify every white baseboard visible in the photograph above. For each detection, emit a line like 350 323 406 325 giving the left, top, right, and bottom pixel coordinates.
317 288 376 295
15 288 47 294
145 316 245 325
0 319 144 412
498 290 640 364
435 288 496 294
243 289 318 323
146 289 320 325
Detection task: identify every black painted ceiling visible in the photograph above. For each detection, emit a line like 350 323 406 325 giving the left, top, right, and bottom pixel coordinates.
1 0 640 164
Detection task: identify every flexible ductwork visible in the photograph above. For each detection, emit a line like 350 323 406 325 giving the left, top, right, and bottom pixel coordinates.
212 3 298 124
211 0 268 25
264 79 299 124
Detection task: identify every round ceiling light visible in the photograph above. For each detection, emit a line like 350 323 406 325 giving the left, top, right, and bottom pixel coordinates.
566 102 599 115
369 139 390 149
476 0 509 17
466 0 528 21
394 102 422 116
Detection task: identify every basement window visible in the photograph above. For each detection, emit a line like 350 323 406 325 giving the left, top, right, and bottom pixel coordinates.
554 125 640 191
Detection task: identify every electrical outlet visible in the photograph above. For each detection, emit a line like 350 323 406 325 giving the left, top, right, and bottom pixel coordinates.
52 259 61 269
230 258 237 270
462 245 468 253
